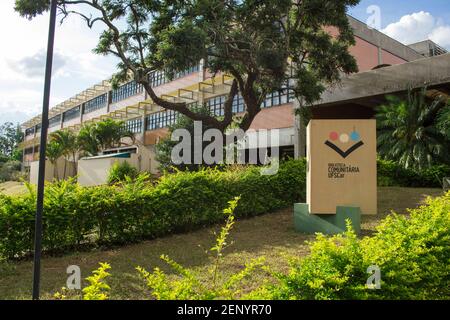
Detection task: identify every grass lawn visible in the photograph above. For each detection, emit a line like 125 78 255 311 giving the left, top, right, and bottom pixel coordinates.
0 187 443 300
0 181 27 196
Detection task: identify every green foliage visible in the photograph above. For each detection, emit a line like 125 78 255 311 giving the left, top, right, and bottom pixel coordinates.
155 105 217 172
376 88 450 170
263 192 450 300
15 0 359 133
0 122 23 159
107 161 139 185
54 191 449 300
0 160 22 182
377 158 450 188
0 159 306 259
82 262 112 300
137 197 266 300
77 119 134 157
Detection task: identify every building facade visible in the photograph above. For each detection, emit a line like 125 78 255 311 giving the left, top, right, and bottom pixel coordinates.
20 16 446 176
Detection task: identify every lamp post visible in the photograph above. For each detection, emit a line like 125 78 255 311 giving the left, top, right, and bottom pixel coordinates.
32 0 58 300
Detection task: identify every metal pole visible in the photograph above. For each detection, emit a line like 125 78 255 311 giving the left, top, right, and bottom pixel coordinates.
32 0 58 300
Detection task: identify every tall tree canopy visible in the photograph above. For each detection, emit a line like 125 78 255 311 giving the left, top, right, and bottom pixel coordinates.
15 0 359 132
0 122 23 159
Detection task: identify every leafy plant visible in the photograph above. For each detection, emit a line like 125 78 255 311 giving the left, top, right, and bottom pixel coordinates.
50 129 79 178
0 159 306 259
15 0 359 133
46 140 64 180
107 161 139 185
263 192 450 300
377 88 450 170
137 197 266 300
377 158 450 188
82 263 112 300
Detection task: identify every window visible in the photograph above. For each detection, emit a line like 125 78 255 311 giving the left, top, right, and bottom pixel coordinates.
63 106 81 122
205 82 294 115
111 81 143 103
49 114 61 128
205 94 245 116
206 95 227 116
145 110 178 131
25 127 35 136
24 147 34 155
125 118 143 134
149 70 167 87
261 82 295 109
148 65 200 88
173 65 200 79
35 123 42 133
84 94 107 114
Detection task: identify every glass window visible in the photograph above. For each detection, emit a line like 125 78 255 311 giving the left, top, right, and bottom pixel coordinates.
124 118 143 134
84 94 107 114
49 114 61 128
25 127 35 136
145 110 179 131
111 81 143 103
63 106 81 122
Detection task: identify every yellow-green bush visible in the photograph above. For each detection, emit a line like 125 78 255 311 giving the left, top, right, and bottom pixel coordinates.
0 159 306 259
67 192 449 300
263 192 450 300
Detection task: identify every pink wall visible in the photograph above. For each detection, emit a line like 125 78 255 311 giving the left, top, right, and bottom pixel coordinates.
381 50 407 66
249 104 294 130
325 26 407 72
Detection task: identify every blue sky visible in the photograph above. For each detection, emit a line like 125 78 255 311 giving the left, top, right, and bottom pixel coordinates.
349 0 450 27
0 1 449 126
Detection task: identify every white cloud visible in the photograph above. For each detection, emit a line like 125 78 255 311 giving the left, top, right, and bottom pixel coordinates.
382 11 450 49
8 50 67 78
0 0 119 126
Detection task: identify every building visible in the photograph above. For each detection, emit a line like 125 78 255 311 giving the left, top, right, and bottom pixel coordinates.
19 16 450 184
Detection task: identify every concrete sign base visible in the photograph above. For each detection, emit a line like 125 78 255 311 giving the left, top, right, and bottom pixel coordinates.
294 203 361 235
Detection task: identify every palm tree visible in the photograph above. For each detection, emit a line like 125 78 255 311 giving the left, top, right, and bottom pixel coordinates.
376 87 450 170
50 129 79 178
46 140 63 180
78 123 100 157
78 119 135 157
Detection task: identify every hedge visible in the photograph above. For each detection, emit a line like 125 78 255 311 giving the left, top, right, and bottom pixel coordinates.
0 159 306 259
258 191 450 300
378 159 450 188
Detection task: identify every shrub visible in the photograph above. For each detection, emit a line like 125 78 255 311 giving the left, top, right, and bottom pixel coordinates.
107 161 139 185
0 160 22 182
137 197 265 300
55 192 450 300
0 159 306 259
263 192 450 300
377 159 450 188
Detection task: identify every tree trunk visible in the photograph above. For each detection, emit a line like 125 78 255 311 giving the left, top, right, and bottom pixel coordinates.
63 158 67 180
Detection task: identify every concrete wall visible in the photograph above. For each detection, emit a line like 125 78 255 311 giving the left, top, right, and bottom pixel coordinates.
78 156 137 186
29 158 76 184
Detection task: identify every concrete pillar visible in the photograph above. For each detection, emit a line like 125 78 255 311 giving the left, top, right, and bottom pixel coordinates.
293 99 306 158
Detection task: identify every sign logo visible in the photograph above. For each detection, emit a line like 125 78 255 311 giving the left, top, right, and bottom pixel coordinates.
325 130 364 158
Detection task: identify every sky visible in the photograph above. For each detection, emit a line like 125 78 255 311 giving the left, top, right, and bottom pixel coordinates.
0 0 450 127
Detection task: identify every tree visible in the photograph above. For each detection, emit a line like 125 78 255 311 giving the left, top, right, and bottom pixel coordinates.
376 88 450 170
78 123 101 157
15 0 359 134
0 122 23 159
156 105 216 171
50 129 79 178
46 140 64 180
78 118 135 157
